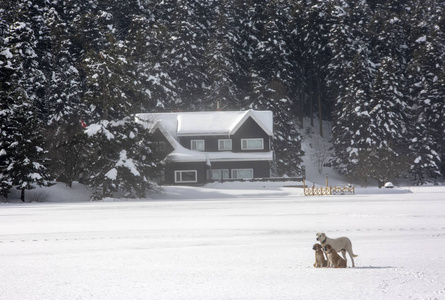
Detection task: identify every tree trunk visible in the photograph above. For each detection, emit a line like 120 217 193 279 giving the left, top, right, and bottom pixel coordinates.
318 79 323 137
310 84 314 127
298 85 304 128
21 188 25 202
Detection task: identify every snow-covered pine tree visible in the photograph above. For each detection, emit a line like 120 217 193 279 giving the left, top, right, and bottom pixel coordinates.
0 88 13 198
204 1 244 110
84 118 162 200
43 3 85 123
0 85 52 202
0 1 52 201
328 1 377 184
405 0 444 183
157 0 212 111
124 14 177 112
331 47 376 185
40 3 93 188
247 71 303 177
246 0 303 176
367 56 410 186
71 1 142 120
225 0 258 107
296 0 336 133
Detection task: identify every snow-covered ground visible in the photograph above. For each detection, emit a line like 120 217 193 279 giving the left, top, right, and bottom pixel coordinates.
1 182 445 300
1 118 444 299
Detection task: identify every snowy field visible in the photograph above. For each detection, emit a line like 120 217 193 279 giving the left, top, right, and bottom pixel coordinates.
1 183 445 299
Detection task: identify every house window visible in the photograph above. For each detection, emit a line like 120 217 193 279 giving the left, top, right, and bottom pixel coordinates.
218 139 232 151
241 138 264 150
211 169 229 180
175 170 197 183
191 140 205 151
154 141 166 152
232 169 254 179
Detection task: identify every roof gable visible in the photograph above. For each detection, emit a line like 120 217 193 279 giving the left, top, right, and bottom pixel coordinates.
229 110 273 136
135 110 273 163
136 109 273 137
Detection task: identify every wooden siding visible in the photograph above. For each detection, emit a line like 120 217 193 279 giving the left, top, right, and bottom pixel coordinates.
163 161 208 184
231 117 271 151
178 135 225 152
152 128 175 159
210 161 271 179
153 114 273 185
178 117 271 152
162 160 271 185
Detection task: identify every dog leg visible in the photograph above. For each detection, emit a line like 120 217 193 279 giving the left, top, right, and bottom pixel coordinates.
348 252 355 267
340 249 347 261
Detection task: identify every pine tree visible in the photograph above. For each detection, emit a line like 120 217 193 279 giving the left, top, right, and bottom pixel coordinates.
84 118 162 200
328 1 380 184
0 1 52 201
0 87 52 202
247 0 303 176
405 0 444 183
248 72 303 176
43 2 85 123
367 56 410 185
204 1 244 110
296 0 335 132
2 0 445 187
331 48 376 184
157 0 212 111
124 14 177 112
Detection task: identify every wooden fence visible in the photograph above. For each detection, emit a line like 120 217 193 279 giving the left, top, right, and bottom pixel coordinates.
303 177 354 196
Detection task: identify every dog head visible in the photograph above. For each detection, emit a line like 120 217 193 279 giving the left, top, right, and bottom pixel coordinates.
312 243 322 251
323 244 333 253
316 232 326 242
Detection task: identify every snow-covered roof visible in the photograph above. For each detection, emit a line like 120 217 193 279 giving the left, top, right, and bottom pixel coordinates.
136 110 273 138
177 110 273 136
166 149 274 163
135 109 274 163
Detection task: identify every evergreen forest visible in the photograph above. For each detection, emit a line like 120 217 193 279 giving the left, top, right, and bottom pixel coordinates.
1 0 444 200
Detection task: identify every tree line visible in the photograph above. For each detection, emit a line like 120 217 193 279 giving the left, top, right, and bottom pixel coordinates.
1 0 444 200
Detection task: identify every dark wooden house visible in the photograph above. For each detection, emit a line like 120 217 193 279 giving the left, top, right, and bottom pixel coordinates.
136 110 274 184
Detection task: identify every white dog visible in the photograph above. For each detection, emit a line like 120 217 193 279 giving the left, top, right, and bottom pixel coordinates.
316 232 358 267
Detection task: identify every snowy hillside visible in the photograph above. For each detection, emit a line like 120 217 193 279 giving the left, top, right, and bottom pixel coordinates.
298 117 349 187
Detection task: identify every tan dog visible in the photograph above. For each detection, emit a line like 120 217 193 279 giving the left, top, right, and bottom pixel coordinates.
316 232 358 267
323 244 347 268
312 243 327 268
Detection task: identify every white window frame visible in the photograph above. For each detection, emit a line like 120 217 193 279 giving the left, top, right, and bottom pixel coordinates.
241 138 264 150
218 139 232 151
156 141 166 152
191 140 205 151
174 170 198 183
231 169 254 179
211 169 230 180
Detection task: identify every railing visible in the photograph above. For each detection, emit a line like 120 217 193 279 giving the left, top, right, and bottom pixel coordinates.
303 185 355 196
302 177 354 196
330 185 355 195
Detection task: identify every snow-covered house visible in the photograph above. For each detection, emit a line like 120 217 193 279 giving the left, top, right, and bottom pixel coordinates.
136 110 274 184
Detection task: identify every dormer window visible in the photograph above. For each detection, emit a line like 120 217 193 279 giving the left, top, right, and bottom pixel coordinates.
191 140 205 151
154 141 166 152
218 139 232 151
241 138 264 150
